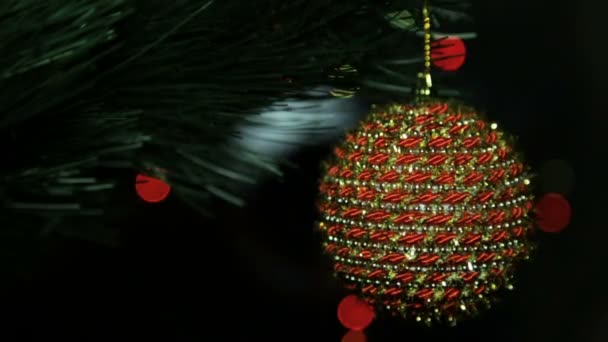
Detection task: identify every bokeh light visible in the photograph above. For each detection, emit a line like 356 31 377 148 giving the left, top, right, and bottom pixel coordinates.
342 329 368 342
337 295 375 331
535 193 571 233
135 173 171 203
431 36 467 71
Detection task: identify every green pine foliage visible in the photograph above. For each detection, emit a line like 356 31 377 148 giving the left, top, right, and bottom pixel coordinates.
0 0 472 243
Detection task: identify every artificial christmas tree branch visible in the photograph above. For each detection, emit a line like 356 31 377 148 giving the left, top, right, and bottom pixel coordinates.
0 0 473 243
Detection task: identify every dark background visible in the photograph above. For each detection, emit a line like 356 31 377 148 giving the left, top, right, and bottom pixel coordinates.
2 0 607 341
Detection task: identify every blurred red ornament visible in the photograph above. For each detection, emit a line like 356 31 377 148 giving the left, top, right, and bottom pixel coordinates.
431 36 466 71
337 295 375 331
342 330 367 342
535 193 571 233
135 173 171 203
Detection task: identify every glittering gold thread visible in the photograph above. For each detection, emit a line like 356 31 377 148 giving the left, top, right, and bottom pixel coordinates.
418 0 433 98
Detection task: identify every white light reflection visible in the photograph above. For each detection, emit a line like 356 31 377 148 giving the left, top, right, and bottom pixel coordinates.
232 86 366 158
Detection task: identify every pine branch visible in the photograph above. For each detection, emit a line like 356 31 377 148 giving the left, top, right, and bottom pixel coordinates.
0 0 474 244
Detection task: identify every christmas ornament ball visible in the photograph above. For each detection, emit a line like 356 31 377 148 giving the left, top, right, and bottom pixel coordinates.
317 100 534 324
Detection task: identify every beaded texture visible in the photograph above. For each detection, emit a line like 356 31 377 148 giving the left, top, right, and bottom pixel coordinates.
317 100 533 325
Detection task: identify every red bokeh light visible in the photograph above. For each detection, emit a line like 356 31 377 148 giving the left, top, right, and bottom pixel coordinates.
535 193 571 233
337 295 375 331
342 329 367 342
431 36 467 71
135 173 171 203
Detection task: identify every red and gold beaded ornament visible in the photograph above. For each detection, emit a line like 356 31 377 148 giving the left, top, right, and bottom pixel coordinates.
316 1 533 325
